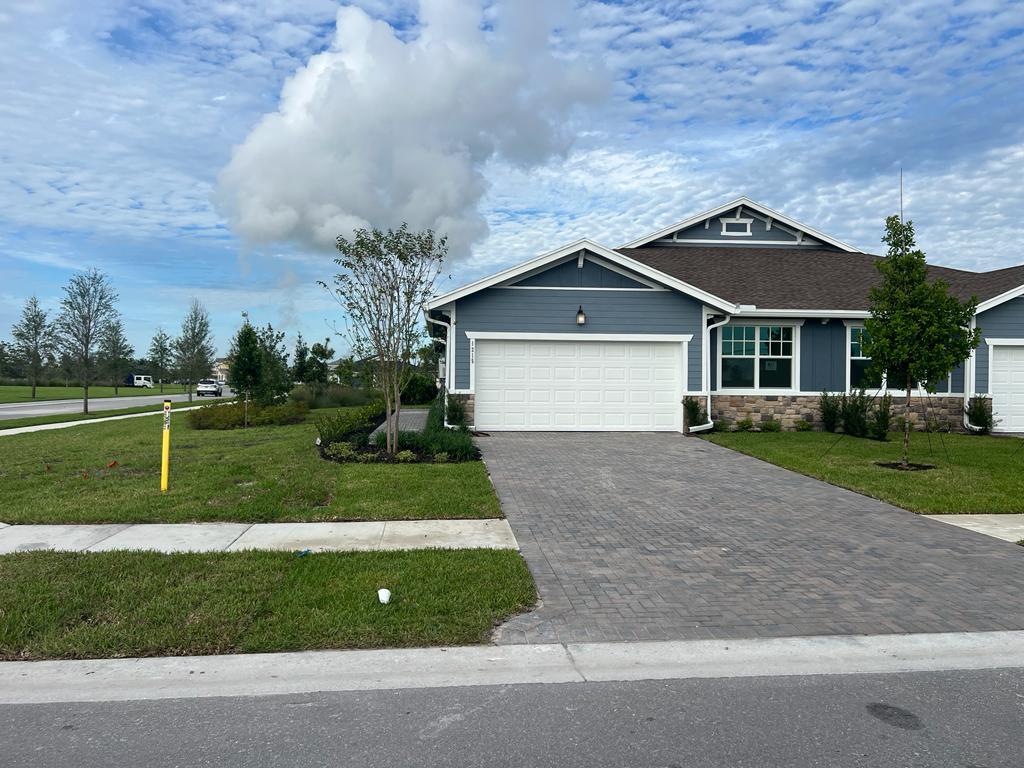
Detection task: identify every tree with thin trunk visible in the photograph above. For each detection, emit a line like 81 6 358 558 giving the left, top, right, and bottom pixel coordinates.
148 328 173 394
864 216 981 468
11 295 56 399
322 224 446 454
173 300 215 402
305 338 335 396
99 317 134 395
55 269 118 414
254 322 291 405
228 317 261 427
291 333 309 387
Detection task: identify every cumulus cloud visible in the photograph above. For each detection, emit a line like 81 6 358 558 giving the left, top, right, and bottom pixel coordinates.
216 0 607 258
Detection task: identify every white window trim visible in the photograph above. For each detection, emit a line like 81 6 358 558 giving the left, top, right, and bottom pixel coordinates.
843 322 960 395
719 216 753 236
716 323 800 393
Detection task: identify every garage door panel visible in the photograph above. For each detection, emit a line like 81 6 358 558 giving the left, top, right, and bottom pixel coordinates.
991 343 1024 433
474 339 682 431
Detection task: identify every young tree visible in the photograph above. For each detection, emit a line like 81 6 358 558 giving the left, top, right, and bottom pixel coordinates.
98 317 134 394
254 322 291 404
54 269 118 414
305 337 335 395
323 224 446 453
173 300 215 402
148 328 173 393
865 216 981 468
11 295 56 399
291 333 309 386
335 355 357 387
227 318 261 427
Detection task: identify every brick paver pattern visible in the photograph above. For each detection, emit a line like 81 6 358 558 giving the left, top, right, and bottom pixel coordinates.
481 432 1024 644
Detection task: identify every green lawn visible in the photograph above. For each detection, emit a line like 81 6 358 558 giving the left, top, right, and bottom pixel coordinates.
0 549 535 660
704 431 1024 514
0 400 217 431
0 409 501 523
0 384 190 403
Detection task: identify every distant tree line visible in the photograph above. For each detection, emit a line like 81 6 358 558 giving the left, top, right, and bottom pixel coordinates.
1 269 217 413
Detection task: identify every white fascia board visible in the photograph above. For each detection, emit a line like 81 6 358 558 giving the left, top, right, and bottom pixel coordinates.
465 332 693 343
975 284 1024 314
426 239 738 313
984 338 1024 346
734 308 870 319
619 196 860 252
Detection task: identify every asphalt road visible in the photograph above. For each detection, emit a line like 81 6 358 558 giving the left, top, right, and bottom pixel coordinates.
0 390 231 421
2 668 1021 767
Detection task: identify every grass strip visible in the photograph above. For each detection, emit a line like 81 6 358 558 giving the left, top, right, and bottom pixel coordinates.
0 549 535 660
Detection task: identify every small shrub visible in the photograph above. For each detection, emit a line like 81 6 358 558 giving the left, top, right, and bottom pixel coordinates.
433 452 449 463
446 395 467 428
395 449 417 463
819 391 842 433
356 451 379 463
761 419 782 432
840 389 872 438
868 393 893 441
315 401 386 446
682 396 707 432
924 418 947 433
736 418 754 432
291 384 377 409
794 419 813 432
402 373 438 405
965 396 994 434
187 400 308 430
374 427 478 461
325 441 358 461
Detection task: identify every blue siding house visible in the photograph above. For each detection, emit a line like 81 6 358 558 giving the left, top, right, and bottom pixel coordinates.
427 198 1024 433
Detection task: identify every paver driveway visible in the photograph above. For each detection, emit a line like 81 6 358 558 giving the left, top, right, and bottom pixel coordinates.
480 432 1024 644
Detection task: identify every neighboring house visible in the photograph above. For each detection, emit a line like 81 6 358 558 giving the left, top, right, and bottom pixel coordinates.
426 197 1024 434
212 358 231 382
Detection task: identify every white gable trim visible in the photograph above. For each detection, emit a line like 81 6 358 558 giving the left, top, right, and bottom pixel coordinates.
619 196 860 252
426 239 738 313
976 283 1024 314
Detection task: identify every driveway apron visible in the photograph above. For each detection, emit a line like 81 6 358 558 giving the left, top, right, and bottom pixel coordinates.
479 432 1024 644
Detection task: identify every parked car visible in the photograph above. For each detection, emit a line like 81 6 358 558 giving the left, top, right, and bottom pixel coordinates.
125 374 154 388
196 379 223 397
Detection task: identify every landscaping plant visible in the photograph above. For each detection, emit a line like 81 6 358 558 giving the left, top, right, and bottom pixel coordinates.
682 396 707 433
173 299 216 403
10 295 56 400
864 216 981 468
321 224 446 454
868 393 893 441
187 400 308 430
818 391 842 433
840 389 872 438
965 395 995 434
54 268 118 414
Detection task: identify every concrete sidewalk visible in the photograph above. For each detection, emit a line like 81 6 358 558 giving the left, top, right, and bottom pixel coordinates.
2 630 1023 704
0 405 205 437
928 514 1024 542
0 519 517 554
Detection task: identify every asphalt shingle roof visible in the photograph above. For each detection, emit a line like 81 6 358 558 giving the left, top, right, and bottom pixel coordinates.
618 246 1024 311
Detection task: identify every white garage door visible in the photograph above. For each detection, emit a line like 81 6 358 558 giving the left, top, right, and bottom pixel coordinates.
991 344 1024 432
473 339 683 431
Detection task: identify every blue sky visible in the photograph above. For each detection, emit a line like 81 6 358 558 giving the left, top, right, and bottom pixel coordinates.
2 0 1023 356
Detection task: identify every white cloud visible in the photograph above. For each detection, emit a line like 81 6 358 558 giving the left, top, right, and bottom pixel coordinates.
216 0 608 259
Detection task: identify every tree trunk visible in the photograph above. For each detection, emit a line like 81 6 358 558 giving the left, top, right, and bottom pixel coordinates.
187 381 192 403
902 377 912 469
159 379 164 394
31 379 36 399
83 384 89 415
244 393 249 428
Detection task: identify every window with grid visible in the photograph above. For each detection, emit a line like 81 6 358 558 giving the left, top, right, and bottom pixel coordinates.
849 327 882 389
720 325 794 389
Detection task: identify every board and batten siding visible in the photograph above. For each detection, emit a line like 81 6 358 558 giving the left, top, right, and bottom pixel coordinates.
451 287 704 392
975 297 1024 393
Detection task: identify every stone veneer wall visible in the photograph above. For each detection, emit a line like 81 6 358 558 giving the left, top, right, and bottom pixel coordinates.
710 394 967 432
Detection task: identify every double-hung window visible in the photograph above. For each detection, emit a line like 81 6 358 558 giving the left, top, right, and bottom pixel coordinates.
848 327 882 389
720 325 794 389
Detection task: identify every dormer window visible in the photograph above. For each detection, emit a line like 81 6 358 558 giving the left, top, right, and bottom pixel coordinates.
719 216 753 236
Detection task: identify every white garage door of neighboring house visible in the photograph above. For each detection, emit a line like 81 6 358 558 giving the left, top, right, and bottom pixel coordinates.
990 344 1024 433
472 337 685 431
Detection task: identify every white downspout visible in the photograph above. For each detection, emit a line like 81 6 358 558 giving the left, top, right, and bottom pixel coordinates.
688 314 732 433
423 309 457 429
963 315 984 432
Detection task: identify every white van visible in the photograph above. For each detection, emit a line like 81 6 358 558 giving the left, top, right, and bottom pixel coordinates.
127 374 154 388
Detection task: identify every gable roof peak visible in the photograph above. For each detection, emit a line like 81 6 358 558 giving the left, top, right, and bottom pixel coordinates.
619 196 860 253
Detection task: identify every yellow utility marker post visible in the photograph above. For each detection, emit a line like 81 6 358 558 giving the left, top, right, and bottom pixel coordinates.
161 400 171 492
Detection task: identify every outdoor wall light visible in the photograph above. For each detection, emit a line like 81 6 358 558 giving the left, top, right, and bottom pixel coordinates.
576 305 586 325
